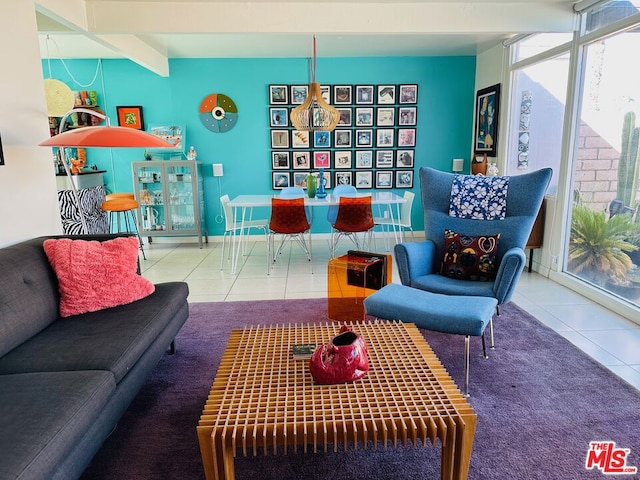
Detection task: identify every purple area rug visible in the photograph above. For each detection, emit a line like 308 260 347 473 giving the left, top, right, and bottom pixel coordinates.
80 300 640 480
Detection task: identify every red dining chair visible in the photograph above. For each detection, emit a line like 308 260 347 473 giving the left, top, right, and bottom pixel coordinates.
268 197 312 274
330 195 375 257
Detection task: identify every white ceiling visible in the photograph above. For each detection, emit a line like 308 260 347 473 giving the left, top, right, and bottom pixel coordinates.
35 0 579 76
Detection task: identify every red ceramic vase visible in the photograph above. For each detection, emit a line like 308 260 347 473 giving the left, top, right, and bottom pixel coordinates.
309 325 369 384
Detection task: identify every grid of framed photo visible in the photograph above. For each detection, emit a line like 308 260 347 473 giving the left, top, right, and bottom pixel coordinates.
268 83 417 190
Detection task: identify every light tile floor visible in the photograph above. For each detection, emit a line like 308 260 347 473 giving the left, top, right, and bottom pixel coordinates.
140 238 640 391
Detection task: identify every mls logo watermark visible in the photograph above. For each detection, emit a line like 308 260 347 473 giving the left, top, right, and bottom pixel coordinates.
586 441 638 475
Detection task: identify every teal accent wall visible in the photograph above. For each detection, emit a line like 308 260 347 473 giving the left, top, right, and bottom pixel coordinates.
44 56 476 236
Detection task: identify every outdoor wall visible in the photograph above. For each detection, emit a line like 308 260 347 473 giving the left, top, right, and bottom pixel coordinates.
575 122 623 212
43 55 477 237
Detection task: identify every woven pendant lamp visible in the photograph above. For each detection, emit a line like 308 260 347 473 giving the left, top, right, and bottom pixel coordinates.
290 37 340 132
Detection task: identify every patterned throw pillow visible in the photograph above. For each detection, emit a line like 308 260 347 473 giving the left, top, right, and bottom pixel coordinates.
441 230 501 281
43 237 155 317
449 174 509 220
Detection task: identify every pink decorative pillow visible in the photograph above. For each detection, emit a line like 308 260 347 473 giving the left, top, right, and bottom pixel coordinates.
43 237 155 317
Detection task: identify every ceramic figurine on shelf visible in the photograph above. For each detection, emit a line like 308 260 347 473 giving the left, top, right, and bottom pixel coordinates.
88 90 97 106
316 168 327 199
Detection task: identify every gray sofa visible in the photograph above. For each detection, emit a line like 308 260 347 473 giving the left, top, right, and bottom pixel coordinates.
0 235 189 480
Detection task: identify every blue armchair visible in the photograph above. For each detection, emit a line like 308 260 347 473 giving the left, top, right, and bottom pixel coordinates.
395 167 552 311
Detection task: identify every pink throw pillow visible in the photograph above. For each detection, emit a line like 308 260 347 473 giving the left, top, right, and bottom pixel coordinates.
43 237 155 317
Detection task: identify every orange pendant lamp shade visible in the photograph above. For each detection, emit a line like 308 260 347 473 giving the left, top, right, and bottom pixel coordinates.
39 125 173 148
290 36 340 132
290 82 340 132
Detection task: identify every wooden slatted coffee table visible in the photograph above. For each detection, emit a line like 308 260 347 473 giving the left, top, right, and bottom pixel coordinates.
197 321 476 480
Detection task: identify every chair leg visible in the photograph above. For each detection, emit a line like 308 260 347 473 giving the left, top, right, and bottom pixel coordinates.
464 335 471 397
481 333 488 359
489 318 495 349
129 210 146 260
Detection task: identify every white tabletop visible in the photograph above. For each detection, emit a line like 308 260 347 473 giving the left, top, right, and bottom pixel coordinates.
229 191 406 207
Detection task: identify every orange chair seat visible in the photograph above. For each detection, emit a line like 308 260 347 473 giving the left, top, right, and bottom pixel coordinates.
101 198 139 212
105 192 135 201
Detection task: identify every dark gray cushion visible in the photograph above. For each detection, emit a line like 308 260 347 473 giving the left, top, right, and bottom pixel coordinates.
0 238 60 357
0 282 189 383
0 371 115 480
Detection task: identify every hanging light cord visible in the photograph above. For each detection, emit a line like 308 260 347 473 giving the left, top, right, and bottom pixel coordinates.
46 35 101 88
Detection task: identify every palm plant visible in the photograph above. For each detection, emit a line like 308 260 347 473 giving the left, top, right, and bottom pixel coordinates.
568 204 640 285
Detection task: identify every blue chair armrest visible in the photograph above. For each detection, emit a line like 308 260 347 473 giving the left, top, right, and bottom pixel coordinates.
394 240 437 285
493 247 526 304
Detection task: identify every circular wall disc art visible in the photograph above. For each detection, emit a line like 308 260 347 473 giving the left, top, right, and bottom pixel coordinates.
199 93 238 133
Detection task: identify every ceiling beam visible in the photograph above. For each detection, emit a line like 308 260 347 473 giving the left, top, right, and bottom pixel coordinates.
36 0 169 76
85 1 577 35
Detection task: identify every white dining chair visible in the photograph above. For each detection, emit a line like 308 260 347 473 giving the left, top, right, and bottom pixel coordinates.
220 194 268 270
374 190 415 250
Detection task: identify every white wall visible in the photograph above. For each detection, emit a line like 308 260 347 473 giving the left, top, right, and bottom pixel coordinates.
0 1 62 247
473 43 508 168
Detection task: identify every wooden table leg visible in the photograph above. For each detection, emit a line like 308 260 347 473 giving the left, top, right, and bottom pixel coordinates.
453 413 477 480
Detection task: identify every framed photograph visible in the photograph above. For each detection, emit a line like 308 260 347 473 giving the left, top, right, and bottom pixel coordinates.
355 150 373 168
290 85 308 104
335 171 353 187
269 85 288 104
312 169 331 189
334 85 353 104
320 85 330 103
292 151 311 169
313 130 331 148
375 170 394 189
398 107 417 126
271 130 289 149
377 107 395 126
355 85 374 104
334 151 352 169
399 84 418 104
475 83 501 157
269 107 289 127
272 151 290 169
398 128 416 147
355 129 373 147
396 149 415 168
355 171 373 189
337 108 352 127
355 107 374 126
395 170 414 188
293 172 309 188
291 130 310 148
376 129 394 147
313 151 331 169
116 106 144 130
334 130 352 148
375 150 394 168
377 85 396 104
273 172 290 190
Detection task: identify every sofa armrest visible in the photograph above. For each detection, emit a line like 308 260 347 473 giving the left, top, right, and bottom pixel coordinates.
394 240 437 285
493 247 526 304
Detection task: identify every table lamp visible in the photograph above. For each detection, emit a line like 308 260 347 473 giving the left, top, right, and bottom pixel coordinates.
40 108 173 233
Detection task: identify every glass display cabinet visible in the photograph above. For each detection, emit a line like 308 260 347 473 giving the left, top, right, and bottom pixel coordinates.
132 160 208 247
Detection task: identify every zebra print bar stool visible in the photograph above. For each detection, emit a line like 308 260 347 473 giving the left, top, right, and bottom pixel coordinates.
101 194 146 259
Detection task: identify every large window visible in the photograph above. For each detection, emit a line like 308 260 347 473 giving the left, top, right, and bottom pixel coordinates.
565 26 640 307
506 51 570 194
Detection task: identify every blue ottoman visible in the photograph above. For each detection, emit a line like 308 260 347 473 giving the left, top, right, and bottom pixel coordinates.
363 283 497 396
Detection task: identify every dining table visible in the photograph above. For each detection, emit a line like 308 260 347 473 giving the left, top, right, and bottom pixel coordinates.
227 192 407 274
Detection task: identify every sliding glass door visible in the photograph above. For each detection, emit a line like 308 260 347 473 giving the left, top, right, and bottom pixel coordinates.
565 25 640 307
